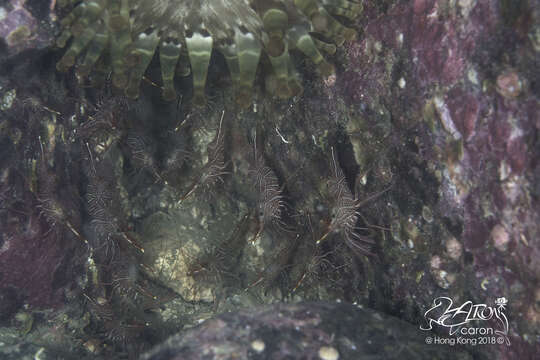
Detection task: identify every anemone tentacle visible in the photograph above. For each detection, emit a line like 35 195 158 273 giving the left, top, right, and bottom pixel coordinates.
56 0 362 106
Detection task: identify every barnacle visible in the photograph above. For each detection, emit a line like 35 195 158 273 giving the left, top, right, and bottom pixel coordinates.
55 0 362 106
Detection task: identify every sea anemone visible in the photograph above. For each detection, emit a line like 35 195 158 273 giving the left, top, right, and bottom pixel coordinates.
55 0 361 106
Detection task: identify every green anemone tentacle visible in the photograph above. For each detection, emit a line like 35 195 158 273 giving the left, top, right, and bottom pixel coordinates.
56 0 362 107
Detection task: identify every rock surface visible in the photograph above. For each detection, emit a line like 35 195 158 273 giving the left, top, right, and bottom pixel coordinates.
0 1 538 359
141 302 472 360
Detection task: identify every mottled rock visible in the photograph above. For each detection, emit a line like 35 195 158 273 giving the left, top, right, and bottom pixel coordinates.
0 0 55 56
141 302 472 360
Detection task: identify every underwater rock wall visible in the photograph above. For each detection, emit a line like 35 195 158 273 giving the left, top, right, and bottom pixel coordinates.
0 0 538 359
333 1 539 358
